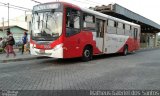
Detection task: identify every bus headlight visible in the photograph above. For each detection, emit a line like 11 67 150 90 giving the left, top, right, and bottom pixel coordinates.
53 44 63 51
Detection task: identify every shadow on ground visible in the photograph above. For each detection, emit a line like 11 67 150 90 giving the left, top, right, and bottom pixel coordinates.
42 53 134 65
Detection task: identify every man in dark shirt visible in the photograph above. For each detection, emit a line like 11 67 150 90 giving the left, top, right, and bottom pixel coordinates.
22 32 28 54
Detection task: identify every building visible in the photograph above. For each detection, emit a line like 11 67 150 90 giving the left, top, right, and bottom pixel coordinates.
0 14 31 43
0 25 28 42
90 3 160 48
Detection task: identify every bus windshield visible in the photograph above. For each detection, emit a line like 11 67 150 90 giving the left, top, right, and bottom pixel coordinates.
31 10 63 41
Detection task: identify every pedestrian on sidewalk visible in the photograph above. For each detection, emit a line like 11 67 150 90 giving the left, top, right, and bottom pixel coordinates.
5 30 16 57
22 32 28 54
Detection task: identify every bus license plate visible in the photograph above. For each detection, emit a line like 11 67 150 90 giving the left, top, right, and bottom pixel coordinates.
40 49 45 54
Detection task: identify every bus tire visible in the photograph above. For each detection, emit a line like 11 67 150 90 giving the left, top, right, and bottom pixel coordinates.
82 46 93 61
123 45 128 56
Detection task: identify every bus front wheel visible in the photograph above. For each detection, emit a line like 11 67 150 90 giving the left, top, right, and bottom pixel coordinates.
82 46 93 61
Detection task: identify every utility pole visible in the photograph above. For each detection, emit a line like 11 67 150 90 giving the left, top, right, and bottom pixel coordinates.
2 18 4 33
25 11 27 22
8 3 9 30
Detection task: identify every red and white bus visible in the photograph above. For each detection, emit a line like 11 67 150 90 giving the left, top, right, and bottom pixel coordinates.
30 2 140 61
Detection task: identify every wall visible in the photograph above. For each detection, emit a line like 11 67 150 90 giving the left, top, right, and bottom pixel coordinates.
140 33 158 48
0 27 26 43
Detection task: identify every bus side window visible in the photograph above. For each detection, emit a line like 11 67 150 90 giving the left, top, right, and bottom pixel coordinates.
83 13 95 31
134 28 138 39
129 26 133 37
66 8 80 36
117 22 124 35
96 19 104 37
125 24 130 36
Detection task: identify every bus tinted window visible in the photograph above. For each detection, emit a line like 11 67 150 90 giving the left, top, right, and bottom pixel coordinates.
123 24 125 29
83 13 95 31
66 8 80 36
134 28 138 39
125 24 130 30
117 22 123 28
96 19 104 37
125 24 130 36
66 8 80 29
83 13 95 23
108 20 114 27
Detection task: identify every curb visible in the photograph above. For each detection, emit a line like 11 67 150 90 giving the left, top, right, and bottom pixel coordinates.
0 47 159 63
138 47 160 52
0 56 49 63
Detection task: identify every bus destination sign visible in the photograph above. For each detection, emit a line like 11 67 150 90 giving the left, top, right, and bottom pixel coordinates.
33 3 60 11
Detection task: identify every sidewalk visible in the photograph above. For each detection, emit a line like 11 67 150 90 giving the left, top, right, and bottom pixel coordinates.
0 47 159 63
138 46 160 52
0 52 47 63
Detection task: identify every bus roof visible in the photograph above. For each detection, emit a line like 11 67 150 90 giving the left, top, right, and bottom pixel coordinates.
61 1 140 27
81 7 140 27
35 2 140 27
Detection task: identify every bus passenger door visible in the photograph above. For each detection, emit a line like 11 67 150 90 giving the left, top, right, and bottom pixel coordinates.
95 19 105 53
133 28 138 50
64 7 81 58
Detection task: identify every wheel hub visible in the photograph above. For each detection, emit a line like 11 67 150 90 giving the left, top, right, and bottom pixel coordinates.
84 50 90 57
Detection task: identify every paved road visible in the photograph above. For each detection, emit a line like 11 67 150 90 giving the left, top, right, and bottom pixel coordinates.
0 49 160 95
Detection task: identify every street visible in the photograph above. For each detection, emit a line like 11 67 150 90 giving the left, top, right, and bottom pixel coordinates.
0 48 160 95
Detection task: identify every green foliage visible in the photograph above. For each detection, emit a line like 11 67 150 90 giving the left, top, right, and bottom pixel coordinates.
0 48 4 53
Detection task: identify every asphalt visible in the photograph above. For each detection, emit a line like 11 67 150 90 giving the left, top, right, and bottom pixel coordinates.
0 47 160 96
0 47 159 63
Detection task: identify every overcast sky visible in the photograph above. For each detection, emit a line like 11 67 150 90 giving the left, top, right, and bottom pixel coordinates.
0 0 160 25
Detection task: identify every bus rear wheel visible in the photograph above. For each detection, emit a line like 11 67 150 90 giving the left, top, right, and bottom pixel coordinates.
82 46 93 61
123 45 128 56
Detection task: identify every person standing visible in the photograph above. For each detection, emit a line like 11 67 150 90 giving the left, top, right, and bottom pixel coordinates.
5 30 16 57
22 32 28 54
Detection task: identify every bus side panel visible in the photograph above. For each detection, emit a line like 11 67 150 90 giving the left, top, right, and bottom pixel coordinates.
118 37 135 53
104 33 129 54
63 31 101 58
118 36 140 53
